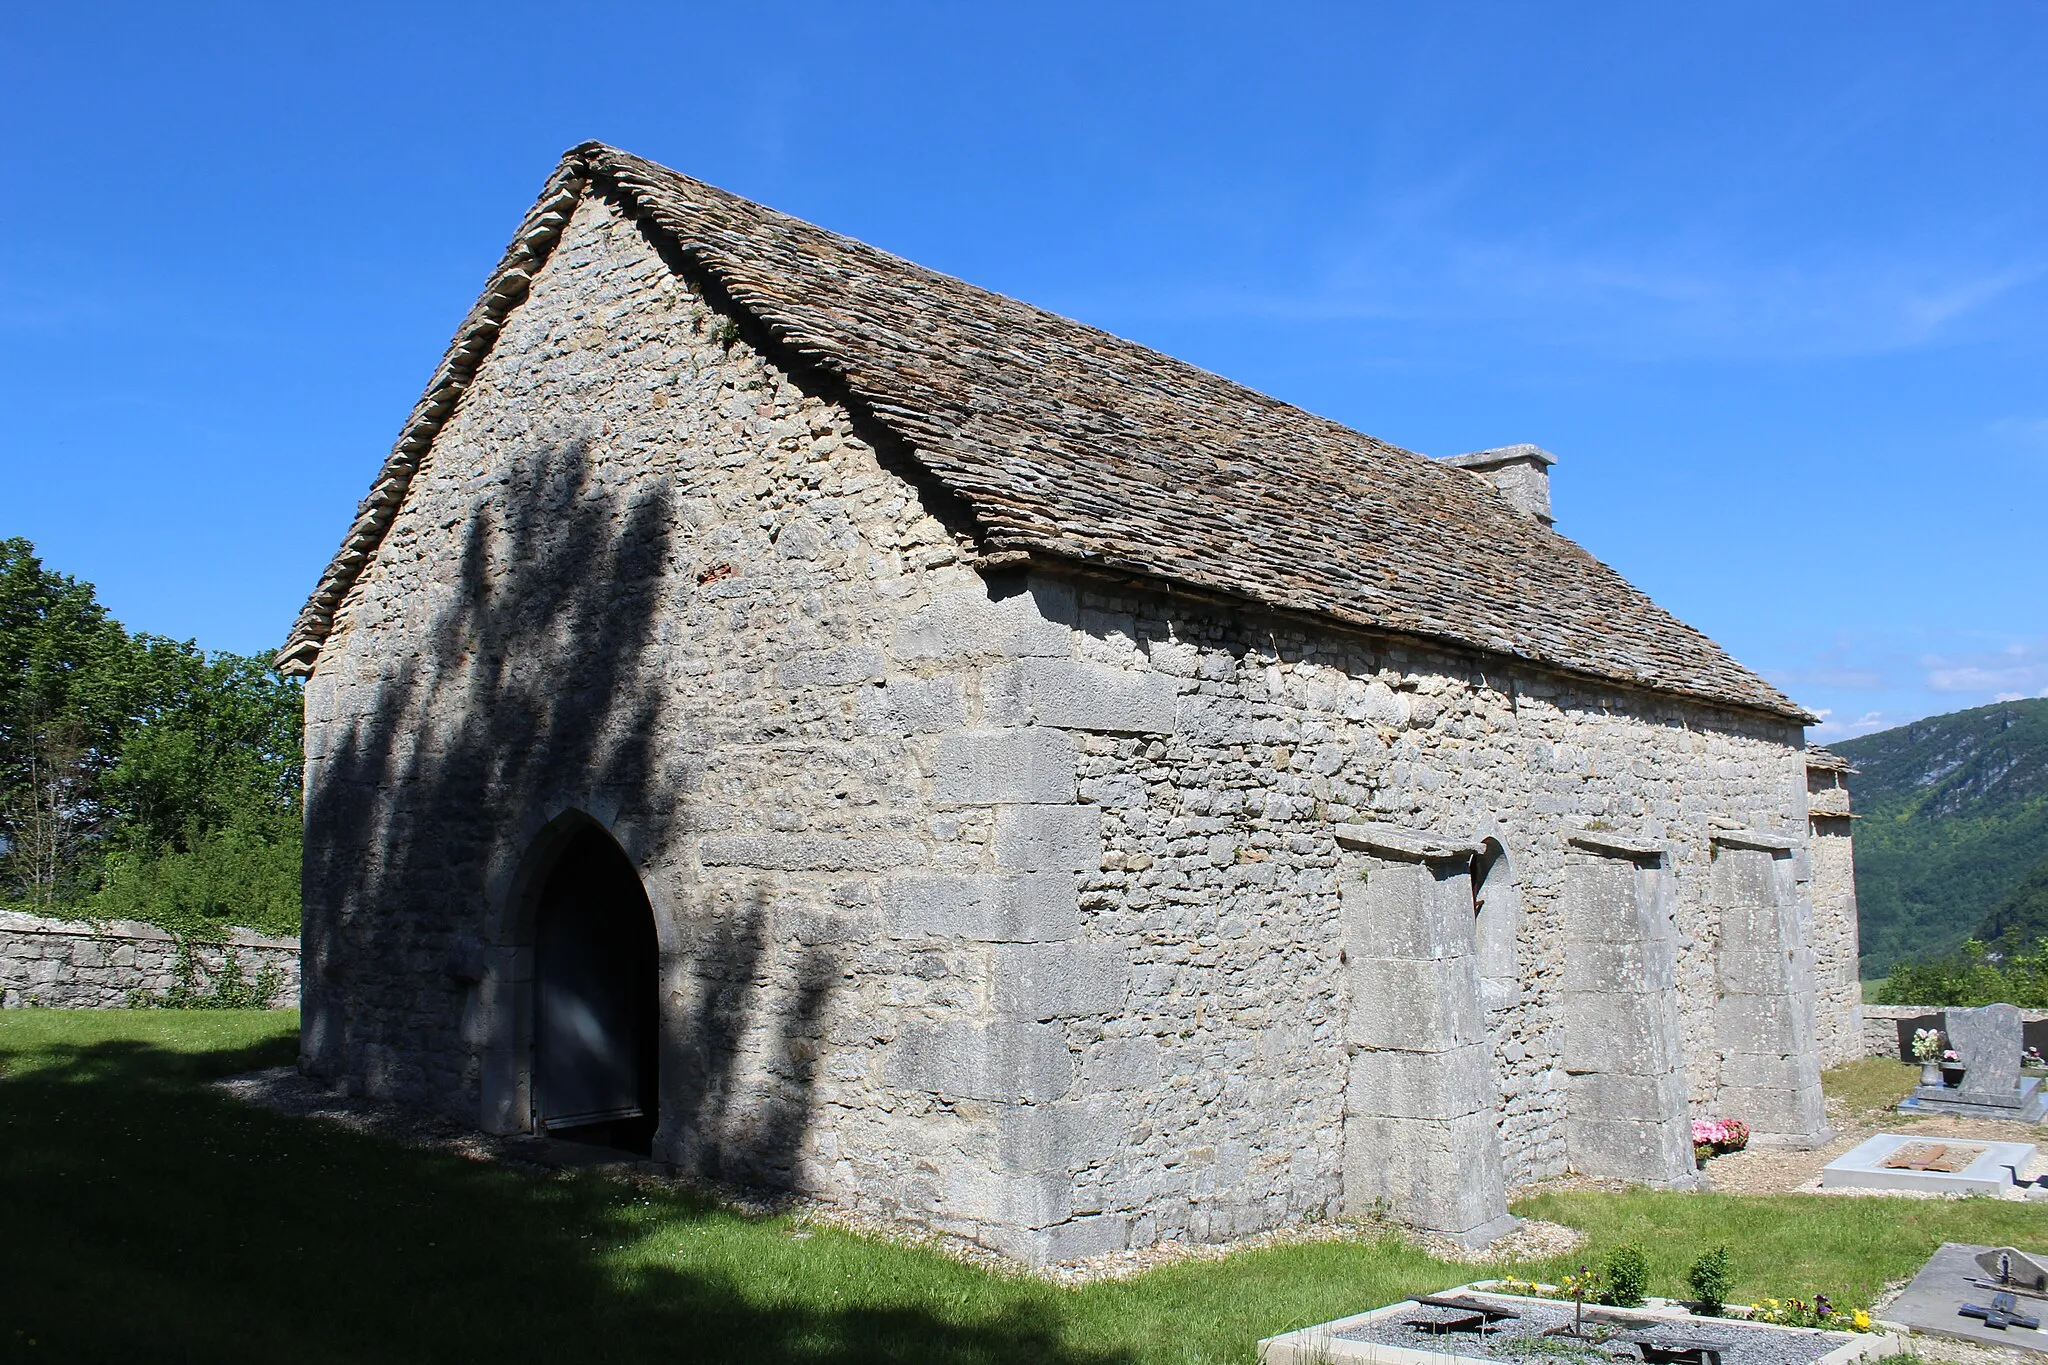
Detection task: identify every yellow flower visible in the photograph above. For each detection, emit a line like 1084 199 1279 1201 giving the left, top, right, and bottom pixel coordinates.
1853 1311 1871 1331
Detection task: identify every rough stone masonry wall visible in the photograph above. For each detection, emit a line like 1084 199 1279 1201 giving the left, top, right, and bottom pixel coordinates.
0 909 300 1008
1806 760 1863 1069
299 187 1100 1254
1808 818 1862 1068
1012 579 1819 1249
303 186 1828 1265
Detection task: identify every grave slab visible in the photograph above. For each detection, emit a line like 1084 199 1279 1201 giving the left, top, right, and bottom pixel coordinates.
1886 1242 2048 1354
1821 1133 2035 1196
1904 1005 2048 1119
1258 1283 1904 1365
1897 1078 2048 1123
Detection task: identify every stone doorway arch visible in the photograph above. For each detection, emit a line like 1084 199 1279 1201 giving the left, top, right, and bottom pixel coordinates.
530 822 661 1154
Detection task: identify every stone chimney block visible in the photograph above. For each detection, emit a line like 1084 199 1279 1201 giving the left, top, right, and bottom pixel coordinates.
1439 445 1556 527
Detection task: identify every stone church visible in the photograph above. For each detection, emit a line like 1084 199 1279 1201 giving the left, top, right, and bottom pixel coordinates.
281 143 1862 1264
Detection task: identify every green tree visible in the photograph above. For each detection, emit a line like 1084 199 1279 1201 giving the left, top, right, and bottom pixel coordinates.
1878 938 2048 1008
92 643 304 937
101 646 303 849
0 538 144 907
1978 853 2048 955
0 537 303 934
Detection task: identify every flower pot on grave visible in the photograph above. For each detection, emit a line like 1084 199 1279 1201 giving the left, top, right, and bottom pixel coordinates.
1941 1065 1967 1088
1920 1061 1943 1087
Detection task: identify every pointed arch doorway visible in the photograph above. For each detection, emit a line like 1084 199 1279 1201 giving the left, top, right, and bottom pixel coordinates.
533 823 660 1155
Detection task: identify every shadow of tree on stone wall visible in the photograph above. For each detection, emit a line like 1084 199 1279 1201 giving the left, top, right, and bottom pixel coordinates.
304 436 837 1190
670 884 835 1192
0 1029 1126 1364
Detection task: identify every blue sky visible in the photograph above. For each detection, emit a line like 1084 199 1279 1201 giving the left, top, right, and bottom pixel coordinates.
3 3 2042 740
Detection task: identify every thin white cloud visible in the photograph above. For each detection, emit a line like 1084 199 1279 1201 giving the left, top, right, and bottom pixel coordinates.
1810 709 1895 742
1063 162 2048 366
1072 247 2045 365
1990 416 2048 453
0 280 117 335
1763 630 2048 740
1922 640 2048 696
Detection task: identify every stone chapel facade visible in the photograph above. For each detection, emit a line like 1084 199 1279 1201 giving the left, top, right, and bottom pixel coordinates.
281 144 1862 1264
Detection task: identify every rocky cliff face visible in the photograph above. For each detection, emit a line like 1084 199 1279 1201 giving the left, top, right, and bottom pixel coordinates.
1840 699 2048 819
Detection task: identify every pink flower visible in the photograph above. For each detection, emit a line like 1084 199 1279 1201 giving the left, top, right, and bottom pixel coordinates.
1690 1117 1750 1153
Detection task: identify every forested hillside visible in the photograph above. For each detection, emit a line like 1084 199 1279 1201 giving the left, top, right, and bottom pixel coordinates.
1833 698 2048 977
0 537 301 936
1979 851 2048 948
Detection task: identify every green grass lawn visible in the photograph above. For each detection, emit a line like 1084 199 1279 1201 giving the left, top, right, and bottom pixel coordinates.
1821 1056 1921 1124
1 1013 2042 1364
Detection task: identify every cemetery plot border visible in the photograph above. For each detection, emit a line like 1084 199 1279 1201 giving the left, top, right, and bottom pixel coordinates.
1820 1133 2038 1197
1258 1285 1904 1365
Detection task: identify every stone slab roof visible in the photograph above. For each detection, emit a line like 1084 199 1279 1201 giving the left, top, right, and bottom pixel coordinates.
1806 745 1857 774
279 143 1809 722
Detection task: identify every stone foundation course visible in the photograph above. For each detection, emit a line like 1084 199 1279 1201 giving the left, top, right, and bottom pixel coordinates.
0 909 300 1009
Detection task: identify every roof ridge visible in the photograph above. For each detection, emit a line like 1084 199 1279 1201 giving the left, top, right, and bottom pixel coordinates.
593 145 1419 460
278 143 1812 725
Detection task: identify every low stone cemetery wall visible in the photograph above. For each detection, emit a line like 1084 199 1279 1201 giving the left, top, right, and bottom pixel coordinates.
0 909 300 1008
1863 1003 2048 1062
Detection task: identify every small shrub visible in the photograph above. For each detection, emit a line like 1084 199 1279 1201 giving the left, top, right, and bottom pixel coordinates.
1603 1243 1650 1308
90 819 301 941
1688 1246 1731 1315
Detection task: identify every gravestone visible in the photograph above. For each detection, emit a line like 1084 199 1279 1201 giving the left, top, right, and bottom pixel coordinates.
1893 1012 1944 1063
1898 1004 2048 1121
1953 1005 2025 1104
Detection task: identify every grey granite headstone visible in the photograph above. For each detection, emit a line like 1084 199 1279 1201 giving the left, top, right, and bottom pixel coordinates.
1951 1004 2024 1103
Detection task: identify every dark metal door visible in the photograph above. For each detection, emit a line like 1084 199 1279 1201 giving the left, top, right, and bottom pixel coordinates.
534 829 658 1132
